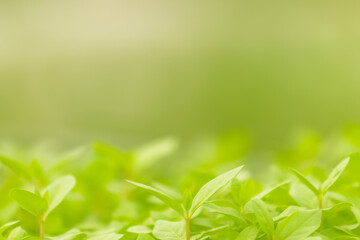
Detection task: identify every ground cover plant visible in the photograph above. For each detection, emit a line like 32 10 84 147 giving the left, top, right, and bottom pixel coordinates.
1 131 360 239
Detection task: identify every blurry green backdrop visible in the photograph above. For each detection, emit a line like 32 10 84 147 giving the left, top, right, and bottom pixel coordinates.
1 0 360 148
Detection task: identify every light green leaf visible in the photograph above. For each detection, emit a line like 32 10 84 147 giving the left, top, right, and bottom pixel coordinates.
183 190 193 212
245 199 274 237
53 229 87 240
255 181 290 200
127 225 152 234
321 158 349 193
237 179 261 206
195 225 229 239
0 156 32 181
236 225 258 240
10 189 48 217
0 221 20 238
276 210 321 240
7 227 28 240
127 180 184 216
290 168 319 196
153 220 186 240
134 137 178 173
88 230 123 240
43 175 76 215
204 201 245 223
274 206 305 222
137 234 155 240
289 183 318 209
190 166 243 214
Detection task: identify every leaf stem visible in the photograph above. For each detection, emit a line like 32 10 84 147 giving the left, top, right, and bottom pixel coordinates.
240 206 248 221
185 216 191 240
39 216 45 240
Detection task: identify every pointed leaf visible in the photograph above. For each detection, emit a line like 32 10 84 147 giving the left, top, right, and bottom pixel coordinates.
127 180 183 216
190 166 243 214
43 175 76 215
321 158 349 192
290 168 319 196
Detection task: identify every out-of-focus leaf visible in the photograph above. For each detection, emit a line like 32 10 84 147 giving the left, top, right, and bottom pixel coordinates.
0 221 20 238
7 227 28 240
10 189 48 217
134 138 178 173
127 225 152 234
0 156 32 181
127 180 184 216
137 234 155 240
153 220 185 240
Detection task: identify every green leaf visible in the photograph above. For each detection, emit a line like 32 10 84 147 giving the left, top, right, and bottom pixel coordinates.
245 199 274 237
289 183 318 209
88 230 123 240
321 157 349 193
152 220 186 240
127 225 152 234
10 189 48 217
276 210 321 240
190 166 243 214
322 203 354 228
290 168 319 196
134 137 178 173
43 175 76 216
0 156 32 181
183 190 193 212
93 142 133 172
236 225 258 240
127 180 184 216
274 206 305 222
137 234 155 240
232 178 261 206
7 227 28 240
0 221 20 238
53 229 87 240
204 200 246 224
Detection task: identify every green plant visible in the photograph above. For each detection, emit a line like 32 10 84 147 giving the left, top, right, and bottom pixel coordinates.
10 175 76 240
0 136 359 240
290 157 349 209
127 166 243 240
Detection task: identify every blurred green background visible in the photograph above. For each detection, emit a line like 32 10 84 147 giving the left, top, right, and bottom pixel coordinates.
1 0 360 148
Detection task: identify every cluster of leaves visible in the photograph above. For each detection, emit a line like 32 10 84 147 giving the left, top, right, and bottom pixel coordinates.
1 133 360 240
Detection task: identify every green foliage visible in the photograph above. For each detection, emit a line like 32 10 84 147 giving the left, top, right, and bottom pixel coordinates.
43 175 76 216
10 189 48 217
0 137 360 240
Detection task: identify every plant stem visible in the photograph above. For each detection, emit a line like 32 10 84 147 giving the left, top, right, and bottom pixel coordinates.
185 216 191 240
318 192 323 209
39 216 45 240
